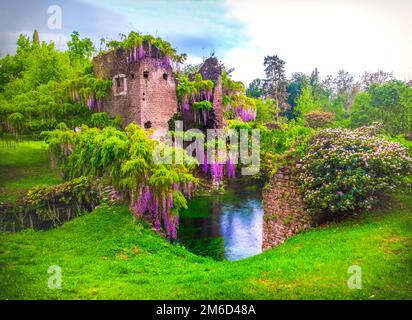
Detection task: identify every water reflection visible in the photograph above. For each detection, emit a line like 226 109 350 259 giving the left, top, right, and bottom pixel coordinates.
178 185 263 261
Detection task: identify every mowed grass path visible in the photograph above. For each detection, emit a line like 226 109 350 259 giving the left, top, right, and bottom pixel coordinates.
0 140 61 203
0 140 411 299
1 194 411 300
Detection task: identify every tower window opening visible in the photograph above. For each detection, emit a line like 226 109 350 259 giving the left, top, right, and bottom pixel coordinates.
113 74 127 96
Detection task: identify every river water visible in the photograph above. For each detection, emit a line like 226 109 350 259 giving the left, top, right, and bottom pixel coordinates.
178 184 263 261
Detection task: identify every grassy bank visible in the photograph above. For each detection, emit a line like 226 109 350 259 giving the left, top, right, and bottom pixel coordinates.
0 141 61 203
1 140 411 299
1 193 411 299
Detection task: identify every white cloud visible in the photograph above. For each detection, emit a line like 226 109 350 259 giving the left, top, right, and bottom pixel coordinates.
185 55 203 66
222 47 265 85
223 0 412 84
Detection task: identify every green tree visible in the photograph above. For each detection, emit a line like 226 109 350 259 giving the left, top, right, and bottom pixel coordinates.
255 98 277 123
287 73 310 107
67 31 95 68
350 81 412 135
263 55 288 113
0 35 32 91
33 30 40 44
295 86 322 122
246 78 264 98
8 112 25 139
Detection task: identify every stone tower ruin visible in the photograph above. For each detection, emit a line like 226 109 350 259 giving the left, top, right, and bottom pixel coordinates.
92 47 224 133
92 45 178 132
182 57 224 130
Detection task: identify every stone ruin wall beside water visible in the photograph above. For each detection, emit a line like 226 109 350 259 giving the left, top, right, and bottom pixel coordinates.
262 164 312 250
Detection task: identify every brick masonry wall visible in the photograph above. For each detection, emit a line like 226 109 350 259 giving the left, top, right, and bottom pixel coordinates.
262 164 312 250
138 61 178 132
92 49 177 132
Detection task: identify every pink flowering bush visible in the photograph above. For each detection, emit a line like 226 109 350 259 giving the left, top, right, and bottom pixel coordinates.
299 125 412 216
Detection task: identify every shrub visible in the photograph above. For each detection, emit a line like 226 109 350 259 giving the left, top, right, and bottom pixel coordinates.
305 111 334 129
192 100 212 110
299 125 412 217
258 123 314 182
89 112 119 128
26 176 102 222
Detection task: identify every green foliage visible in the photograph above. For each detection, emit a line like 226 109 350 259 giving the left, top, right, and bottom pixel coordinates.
0 32 113 137
0 140 61 203
258 123 314 181
90 112 120 129
192 100 212 110
9 41 72 92
222 71 245 93
294 86 322 121
7 112 24 137
324 93 347 122
32 30 40 44
300 125 412 217
168 112 183 131
176 73 214 103
222 72 257 122
102 31 186 63
255 98 276 123
305 111 334 129
350 81 412 135
262 54 287 108
246 78 264 98
61 74 112 106
44 124 198 222
227 119 253 131
67 31 95 69
286 72 311 107
26 176 101 221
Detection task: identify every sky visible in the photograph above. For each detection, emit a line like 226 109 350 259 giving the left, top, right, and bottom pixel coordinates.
0 0 411 85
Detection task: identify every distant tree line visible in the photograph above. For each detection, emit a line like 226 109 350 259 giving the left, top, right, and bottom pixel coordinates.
247 54 411 137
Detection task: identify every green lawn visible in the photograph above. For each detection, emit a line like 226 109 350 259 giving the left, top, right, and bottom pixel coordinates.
0 140 61 203
1 193 411 299
0 140 411 299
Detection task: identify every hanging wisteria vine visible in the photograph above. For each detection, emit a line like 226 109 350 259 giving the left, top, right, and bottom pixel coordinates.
176 71 243 184
177 73 215 127
124 43 174 70
63 75 112 112
101 31 187 66
44 124 198 240
222 72 257 122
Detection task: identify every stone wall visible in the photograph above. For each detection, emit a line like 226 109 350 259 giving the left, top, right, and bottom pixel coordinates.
199 57 224 129
92 49 177 132
262 164 312 250
183 57 224 130
211 76 224 129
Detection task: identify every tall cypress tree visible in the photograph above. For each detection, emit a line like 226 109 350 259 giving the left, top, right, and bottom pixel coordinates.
33 30 40 44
